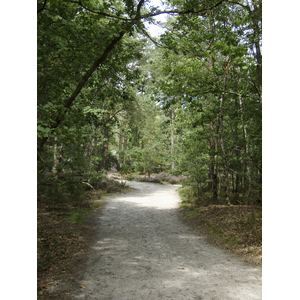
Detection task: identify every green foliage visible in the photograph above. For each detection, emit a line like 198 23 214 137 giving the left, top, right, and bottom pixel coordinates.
60 208 92 224
37 0 261 205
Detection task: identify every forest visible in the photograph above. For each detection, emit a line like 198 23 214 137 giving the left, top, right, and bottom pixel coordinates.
37 0 262 296
37 0 262 206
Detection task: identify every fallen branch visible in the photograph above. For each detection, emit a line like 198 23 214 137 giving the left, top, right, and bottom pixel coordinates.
82 182 95 190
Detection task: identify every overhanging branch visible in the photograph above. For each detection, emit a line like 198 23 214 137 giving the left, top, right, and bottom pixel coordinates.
37 0 48 14
67 0 228 22
37 30 126 153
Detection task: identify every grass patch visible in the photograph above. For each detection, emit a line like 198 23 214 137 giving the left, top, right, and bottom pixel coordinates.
92 202 105 208
179 202 193 210
57 208 93 224
226 236 241 245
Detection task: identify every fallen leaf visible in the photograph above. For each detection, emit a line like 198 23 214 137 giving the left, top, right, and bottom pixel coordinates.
80 285 86 289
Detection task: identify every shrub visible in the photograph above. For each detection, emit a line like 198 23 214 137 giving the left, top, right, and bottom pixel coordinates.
138 176 162 183
98 177 125 192
168 176 180 185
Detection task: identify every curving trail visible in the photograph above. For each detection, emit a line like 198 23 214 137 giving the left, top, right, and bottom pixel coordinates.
72 181 262 300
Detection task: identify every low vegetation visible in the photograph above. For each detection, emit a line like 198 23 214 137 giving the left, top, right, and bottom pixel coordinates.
122 172 185 185
178 186 262 266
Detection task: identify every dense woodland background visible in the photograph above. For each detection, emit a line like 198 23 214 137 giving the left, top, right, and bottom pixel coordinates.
37 0 262 205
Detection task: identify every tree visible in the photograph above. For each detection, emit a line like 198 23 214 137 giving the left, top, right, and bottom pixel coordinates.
154 0 262 203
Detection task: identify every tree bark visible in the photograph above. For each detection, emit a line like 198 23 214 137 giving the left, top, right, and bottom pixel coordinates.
123 136 127 165
251 0 262 105
219 70 230 204
171 106 175 171
210 122 218 200
119 129 123 166
98 127 109 172
148 128 154 177
219 92 230 204
239 95 251 198
52 136 58 174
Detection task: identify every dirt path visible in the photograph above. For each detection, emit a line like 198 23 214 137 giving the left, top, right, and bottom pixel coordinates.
70 181 262 300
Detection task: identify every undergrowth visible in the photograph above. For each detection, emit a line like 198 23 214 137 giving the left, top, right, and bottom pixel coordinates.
124 172 185 185
178 186 262 266
37 175 127 297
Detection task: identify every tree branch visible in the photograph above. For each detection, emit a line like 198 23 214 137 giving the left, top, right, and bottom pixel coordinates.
37 0 48 14
140 0 227 18
37 30 126 153
107 108 125 123
68 0 131 21
136 0 146 18
227 1 251 12
140 27 166 48
216 89 258 100
68 0 227 22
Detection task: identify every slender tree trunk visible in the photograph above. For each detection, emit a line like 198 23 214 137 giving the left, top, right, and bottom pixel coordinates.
58 145 64 175
119 129 123 166
234 94 240 203
123 136 127 165
239 95 251 197
219 93 230 204
98 127 109 172
219 168 222 192
219 72 230 204
52 137 58 174
210 122 218 200
208 59 218 200
235 172 240 200
88 124 96 172
171 106 175 171
251 0 262 105
148 128 154 177
141 139 146 175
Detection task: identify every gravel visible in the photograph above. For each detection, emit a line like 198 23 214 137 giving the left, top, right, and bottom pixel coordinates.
71 181 262 300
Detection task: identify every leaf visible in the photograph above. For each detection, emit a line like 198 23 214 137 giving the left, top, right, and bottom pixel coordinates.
80 285 86 289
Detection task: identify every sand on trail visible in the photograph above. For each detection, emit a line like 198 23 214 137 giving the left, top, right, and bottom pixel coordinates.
72 181 262 300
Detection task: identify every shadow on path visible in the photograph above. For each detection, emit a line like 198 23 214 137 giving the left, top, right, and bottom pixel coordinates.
71 181 261 300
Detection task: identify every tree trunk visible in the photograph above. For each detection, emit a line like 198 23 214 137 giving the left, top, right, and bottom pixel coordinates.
210 122 218 200
251 0 262 105
234 94 240 202
148 128 154 177
171 106 175 171
119 129 123 166
123 136 127 165
239 95 251 197
219 74 230 204
52 137 58 174
98 127 109 172
219 95 230 204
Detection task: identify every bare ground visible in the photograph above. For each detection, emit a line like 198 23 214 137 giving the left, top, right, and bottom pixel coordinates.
39 181 262 300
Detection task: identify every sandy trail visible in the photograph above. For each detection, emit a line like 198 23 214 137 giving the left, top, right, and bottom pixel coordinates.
72 181 262 300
